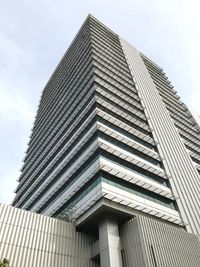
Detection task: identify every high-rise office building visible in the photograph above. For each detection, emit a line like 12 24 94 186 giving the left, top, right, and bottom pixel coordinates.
2 15 200 266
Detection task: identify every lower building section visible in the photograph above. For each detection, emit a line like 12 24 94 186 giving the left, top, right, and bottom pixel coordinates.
0 204 200 267
0 204 98 267
120 216 200 267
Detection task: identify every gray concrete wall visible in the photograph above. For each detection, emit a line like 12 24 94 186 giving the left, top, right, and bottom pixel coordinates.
120 216 200 267
0 204 98 267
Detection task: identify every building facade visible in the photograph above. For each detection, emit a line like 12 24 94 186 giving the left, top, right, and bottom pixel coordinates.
191 111 200 128
1 204 200 267
5 15 200 266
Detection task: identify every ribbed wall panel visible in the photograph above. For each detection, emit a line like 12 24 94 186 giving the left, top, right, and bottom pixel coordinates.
142 54 200 172
120 38 200 235
0 204 98 267
120 216 200 267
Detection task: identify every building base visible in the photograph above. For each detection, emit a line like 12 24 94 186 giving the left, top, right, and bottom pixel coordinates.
0 204 200 266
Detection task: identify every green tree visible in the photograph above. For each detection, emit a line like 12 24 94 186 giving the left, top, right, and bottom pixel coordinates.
0 259 9 267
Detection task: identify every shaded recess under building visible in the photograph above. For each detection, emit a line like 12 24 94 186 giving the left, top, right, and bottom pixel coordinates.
1 15 200 267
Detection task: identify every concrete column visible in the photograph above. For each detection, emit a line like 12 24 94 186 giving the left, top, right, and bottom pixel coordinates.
99 215 123 267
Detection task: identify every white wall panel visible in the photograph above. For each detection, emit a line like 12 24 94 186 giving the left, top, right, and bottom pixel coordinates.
0 204 97 267
120 38 200 236
120 216 200 267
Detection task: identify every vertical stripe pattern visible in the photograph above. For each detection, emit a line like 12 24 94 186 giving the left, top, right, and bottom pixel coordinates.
120 38 200 236
0 204 99 267
120 216 200 267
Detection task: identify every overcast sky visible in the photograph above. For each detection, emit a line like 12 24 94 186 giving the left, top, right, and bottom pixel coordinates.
0 0 200 204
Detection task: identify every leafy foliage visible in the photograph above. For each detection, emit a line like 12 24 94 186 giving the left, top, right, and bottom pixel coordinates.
0 259 9 267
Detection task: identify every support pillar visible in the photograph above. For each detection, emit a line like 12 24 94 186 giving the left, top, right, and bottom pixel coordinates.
98 215 123 267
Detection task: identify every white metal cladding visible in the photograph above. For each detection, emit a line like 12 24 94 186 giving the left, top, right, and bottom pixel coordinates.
70 184 103 220
120 38 200 236
42 150 172 218
19 74 95 177
66 181 181 225
120 216 200 267
96 108 154 146
22 124 99 210
98 139 166 179
97 122 160 161
98 137 163 172
191 110 200 129
96 96 150 132
101 182 182 225
42 158 101 216
15 90 96 192
95 86 146 120
99 157 175 199
0 204 99 267
16 106 97 193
